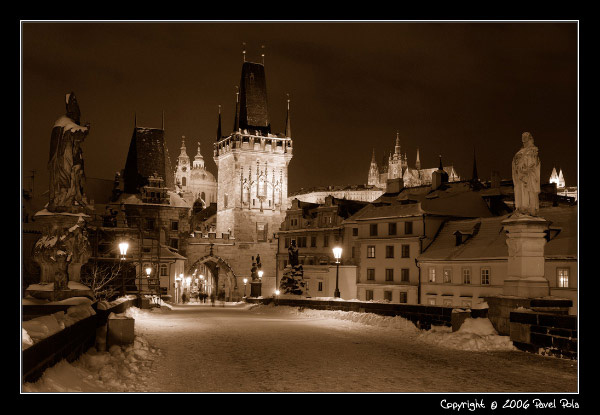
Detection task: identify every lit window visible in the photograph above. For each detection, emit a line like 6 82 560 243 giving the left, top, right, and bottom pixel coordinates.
557 268 569 288
481 268 490 285
443 268 452 283
367 246 375 258
429 267 436 283
160 264 168 276
462 268 471 284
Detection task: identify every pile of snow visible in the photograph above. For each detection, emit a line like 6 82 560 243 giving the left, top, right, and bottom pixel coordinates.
22 305 96 349
22 335 161 392
97 295 137 310
248 305 419 333
417 318 516 352
26 281 92 292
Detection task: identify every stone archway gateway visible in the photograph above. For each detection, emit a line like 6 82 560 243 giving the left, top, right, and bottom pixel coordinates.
187 255 240 302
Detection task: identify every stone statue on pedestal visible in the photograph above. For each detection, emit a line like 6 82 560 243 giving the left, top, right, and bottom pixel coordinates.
512 132 540 216
28 93 93 301
48 92 90 214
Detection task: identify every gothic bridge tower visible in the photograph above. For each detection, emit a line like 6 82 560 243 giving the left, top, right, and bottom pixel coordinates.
213 59 293 242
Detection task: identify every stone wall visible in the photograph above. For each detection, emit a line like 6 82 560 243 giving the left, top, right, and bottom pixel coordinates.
245 297 453 329
510 310 577 359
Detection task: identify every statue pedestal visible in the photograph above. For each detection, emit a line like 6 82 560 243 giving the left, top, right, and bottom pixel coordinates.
250 281 262 297
28 210 93 301
502 214 550 298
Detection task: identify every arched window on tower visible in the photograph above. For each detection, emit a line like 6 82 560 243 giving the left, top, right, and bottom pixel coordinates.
258 176 266 198
182 177 187 187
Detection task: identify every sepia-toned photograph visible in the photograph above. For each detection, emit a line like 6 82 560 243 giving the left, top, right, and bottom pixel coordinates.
20 20 578 396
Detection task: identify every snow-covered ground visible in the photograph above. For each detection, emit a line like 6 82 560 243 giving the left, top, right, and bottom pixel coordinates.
22 303 577 393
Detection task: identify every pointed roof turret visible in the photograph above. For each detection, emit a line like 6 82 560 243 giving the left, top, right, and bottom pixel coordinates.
285 93 292 138
438 154 444 170
216 105 222 141
238 60 270 135
193 141 205 169
233 86 240 134
415 147 421 170
394 131 401 155
558 169 565 188
371 148 376 164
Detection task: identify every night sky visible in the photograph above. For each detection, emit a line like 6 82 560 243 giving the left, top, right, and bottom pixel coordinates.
21 22 577 196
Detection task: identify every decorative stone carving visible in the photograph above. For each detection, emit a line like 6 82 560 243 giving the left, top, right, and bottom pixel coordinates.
512 132 540 217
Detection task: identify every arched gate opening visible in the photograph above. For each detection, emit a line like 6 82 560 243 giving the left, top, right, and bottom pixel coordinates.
187 255 240 302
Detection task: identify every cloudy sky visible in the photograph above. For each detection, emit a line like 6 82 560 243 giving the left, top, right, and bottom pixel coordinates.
21 22 577 195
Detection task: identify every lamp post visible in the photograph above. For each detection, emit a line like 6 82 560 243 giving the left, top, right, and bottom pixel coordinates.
275 289 280 305
118 241 129 295
258 270 263 280
243 278 248 297
332 247 342 298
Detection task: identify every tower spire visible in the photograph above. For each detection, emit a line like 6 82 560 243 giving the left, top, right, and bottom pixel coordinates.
233 86 240 133
285 93 292 138
217 105 222 141
415 147 421 170
395 131 401 155
472 146 479 181
438 154 443 170
371 148 376 163
261 45 265 65
242 42 246 62
162 110 165 130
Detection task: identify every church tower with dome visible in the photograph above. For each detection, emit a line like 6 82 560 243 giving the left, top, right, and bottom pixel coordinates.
175 136 218 209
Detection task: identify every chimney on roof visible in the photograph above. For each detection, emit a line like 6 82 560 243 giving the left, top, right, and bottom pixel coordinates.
386 177 403 194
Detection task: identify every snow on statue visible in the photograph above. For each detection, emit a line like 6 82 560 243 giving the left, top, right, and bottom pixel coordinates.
279 240 307 296
512 132 540 216
48 92 90 213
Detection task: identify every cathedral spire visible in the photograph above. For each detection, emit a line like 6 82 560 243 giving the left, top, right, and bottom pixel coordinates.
217 105 222 141
371 148 376 163
162 110 165 131
285 93 292 138
415 147 421 170
438 154 443 170
242 42 246 63
395 131 401 155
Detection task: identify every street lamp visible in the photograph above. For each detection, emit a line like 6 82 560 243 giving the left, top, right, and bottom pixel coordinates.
118 241 129 295
118 241 129 260
332 246 342 298
243 278 248 297
258 270 264 280
146 267 152 277
275 289 280 305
